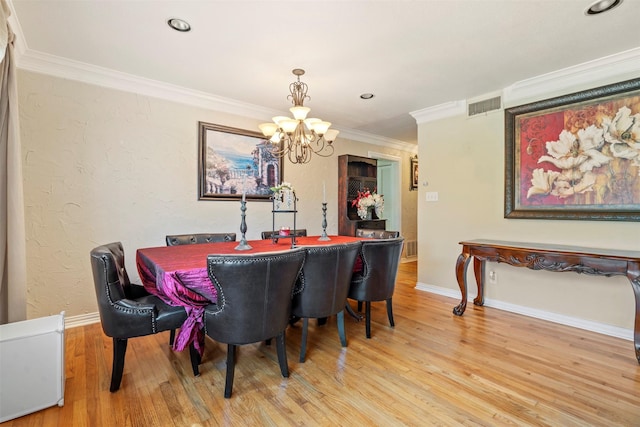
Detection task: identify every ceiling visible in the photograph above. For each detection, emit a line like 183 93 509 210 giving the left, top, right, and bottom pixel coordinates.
7 0 640 145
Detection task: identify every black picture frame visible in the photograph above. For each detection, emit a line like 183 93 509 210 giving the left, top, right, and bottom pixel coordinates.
198 122 284 201
504 78 640 221
410 155 418 191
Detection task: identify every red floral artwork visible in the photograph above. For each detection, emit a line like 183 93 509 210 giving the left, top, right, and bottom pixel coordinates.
516 95 640 208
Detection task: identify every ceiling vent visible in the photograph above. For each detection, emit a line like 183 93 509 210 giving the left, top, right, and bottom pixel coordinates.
467 95 502 117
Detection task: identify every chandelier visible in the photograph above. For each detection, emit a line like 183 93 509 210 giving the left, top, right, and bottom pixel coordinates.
259 69 338 164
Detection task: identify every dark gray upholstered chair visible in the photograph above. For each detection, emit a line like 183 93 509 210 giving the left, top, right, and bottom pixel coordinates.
353 228 401 312
90 242 199 392
355 228 400 239
164 232 236 346
348 237 404 338
291 241 361 362
203 248 306 398
166 232 236 246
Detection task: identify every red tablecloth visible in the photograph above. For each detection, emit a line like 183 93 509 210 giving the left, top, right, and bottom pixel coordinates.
136 236 363 353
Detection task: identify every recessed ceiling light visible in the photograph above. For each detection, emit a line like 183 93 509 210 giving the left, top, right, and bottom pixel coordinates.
168 18 191 32
360 93 375 100
585 0 623 15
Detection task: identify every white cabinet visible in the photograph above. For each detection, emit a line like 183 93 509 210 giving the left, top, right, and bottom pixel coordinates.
0 312 65 422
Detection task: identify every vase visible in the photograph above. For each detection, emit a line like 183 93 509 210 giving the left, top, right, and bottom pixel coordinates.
274 189 295 211
366 207 373 220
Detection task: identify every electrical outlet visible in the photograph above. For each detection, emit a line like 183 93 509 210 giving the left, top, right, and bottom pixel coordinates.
488 270 497 284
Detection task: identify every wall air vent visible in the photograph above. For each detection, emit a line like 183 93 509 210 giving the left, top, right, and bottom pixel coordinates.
467 96 502 117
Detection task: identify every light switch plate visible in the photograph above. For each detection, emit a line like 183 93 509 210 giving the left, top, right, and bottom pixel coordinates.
425 192 438 202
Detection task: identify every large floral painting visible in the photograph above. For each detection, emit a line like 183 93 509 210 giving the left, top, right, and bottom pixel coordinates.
505 78 640 221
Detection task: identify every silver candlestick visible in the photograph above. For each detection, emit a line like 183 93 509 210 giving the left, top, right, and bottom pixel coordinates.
318 202 330 241
235 198 252 250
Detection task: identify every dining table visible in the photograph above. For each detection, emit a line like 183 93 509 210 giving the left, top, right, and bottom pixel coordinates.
135 235 364 355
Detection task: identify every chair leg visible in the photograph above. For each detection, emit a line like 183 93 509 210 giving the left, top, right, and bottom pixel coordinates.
110 338 128 392
386 297 395 327
275 331 289 378
224 344 236 398
299 318 309 363
317 317 327 326
337 310 347 347
357 301 363 312
189 342 201 376
365 301 372 339
169 329 176 346
345 302 362 321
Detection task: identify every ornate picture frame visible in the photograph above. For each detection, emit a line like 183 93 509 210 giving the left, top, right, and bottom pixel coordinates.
410 155 418 191
504 78 640 221
198 122 283 201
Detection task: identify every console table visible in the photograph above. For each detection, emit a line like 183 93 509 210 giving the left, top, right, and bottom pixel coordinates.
453 239 640 364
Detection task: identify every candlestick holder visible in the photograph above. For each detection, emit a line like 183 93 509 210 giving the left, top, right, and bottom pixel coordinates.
235 199 252 250
318 202 330 241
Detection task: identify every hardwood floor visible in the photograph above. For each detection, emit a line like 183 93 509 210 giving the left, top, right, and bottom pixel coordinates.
6 261 640 426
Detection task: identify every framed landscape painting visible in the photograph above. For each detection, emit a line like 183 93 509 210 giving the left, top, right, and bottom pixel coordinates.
198 122 283 201
504 78 640 221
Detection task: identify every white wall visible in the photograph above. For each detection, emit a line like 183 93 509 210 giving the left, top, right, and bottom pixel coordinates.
18 70 416 319
416 65 640 335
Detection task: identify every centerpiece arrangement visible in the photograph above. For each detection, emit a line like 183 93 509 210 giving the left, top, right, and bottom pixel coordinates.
270 181 296 211
352 188 384 220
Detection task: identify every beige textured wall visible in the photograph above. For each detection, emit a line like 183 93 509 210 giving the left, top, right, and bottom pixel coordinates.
417 90 639 330
18 70 416 319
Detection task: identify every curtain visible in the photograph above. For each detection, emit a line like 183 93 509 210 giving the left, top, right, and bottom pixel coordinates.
0 0 27 324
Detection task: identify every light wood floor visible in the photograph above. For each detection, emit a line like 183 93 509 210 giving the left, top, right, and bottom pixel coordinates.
6 262 640 426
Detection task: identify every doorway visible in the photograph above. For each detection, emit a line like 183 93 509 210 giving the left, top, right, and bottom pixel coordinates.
368 151 401 232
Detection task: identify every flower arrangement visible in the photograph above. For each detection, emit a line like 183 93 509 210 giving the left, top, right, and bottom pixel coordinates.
351 188 384 220
270 181 295 195
270 181 295 210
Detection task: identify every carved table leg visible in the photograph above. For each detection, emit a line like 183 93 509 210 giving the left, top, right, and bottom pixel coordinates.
628 261 640 364
473 257 485 306
453 252 471 316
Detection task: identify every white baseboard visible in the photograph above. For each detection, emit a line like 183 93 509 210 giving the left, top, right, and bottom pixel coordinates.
415 282 633 342
64 312 100 329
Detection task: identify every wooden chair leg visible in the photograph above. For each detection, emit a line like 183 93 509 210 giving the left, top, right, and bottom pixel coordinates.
275 331 289 378
386 297 395 327
189 342 201 376
110 338 128 392
337 310 347 347
299 318 309 363
169 329 176 346
365 302 372 339
224 344 236 398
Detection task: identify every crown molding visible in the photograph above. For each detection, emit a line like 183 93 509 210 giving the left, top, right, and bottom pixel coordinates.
410 100 466 125
16 47 283 119
338 128 416 152
410 47 640 124
503 47 640 106
11 41 415 152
